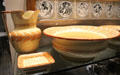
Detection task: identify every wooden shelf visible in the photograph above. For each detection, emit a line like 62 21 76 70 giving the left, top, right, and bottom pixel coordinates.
37 19 120 27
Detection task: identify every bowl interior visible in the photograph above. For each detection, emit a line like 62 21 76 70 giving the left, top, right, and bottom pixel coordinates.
43 26 120 40
100 25 120 31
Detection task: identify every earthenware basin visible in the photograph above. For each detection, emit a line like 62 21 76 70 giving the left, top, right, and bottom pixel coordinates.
43 25 119 61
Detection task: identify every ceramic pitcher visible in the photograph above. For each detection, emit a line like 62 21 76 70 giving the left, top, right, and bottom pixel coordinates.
9 10 41 53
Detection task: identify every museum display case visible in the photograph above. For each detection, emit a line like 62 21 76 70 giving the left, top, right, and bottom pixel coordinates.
1 0 120 75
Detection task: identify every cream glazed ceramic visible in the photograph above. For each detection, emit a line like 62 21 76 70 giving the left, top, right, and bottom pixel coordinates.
53 38 108 53
9 10 41 53
99 25 120 51
43 25 119 61
53 39 108 62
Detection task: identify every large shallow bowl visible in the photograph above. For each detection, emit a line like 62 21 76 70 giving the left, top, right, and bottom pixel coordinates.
100 25 120 51
43 25 120 61
44 26 119 40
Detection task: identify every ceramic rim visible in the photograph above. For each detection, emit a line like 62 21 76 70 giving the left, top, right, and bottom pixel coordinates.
43 25 120 41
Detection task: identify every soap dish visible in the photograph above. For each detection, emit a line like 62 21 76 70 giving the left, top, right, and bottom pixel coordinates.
17 52 55 69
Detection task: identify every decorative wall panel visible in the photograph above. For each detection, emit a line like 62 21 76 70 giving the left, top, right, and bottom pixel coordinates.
26 0 120 26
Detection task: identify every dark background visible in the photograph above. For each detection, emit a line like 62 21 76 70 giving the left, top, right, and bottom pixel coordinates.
0 0 5 32
0 0 12 75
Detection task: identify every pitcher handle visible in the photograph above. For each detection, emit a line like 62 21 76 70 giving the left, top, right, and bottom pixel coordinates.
0 10 23 36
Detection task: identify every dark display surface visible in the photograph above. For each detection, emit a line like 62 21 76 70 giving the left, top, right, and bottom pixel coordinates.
13 44 120 75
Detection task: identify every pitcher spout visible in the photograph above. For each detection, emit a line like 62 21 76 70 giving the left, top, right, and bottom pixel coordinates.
11 10 40 28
